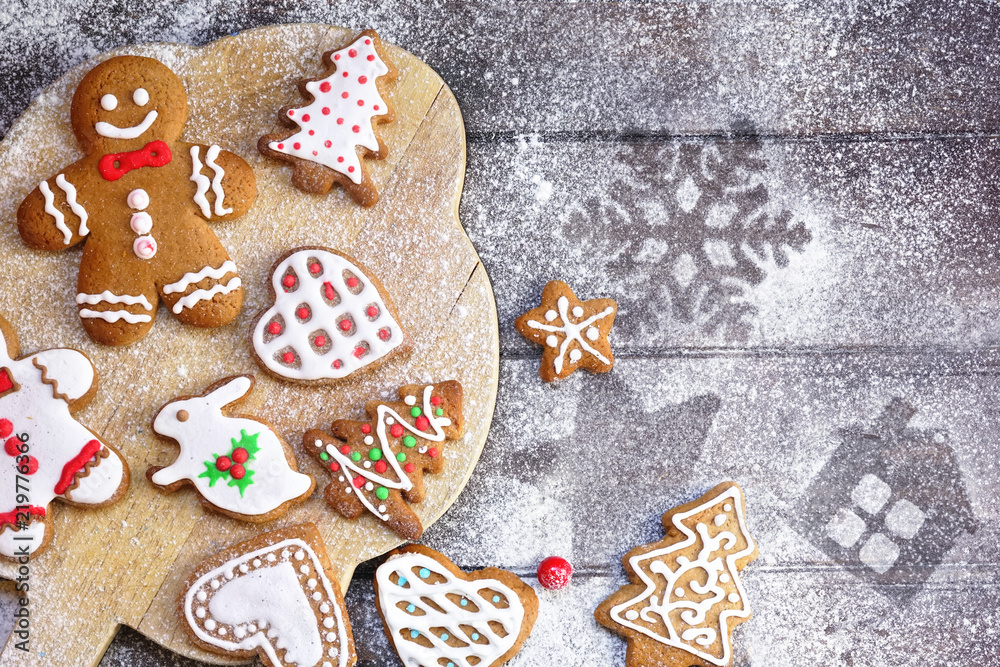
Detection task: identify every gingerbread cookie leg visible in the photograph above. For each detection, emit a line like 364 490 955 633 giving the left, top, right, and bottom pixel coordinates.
158 239 242 328
76 238 158 346
0 513 51 559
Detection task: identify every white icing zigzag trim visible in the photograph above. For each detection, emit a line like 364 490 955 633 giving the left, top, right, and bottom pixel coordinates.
163 260 239 295
56 174 89 237
76 291 153 311
171 277 241 314
190 145 232 217
39 180 71 245
205 145 233 216
79 308 152 324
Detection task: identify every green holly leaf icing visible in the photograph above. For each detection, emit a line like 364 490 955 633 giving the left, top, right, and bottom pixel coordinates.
228 467 256 496
198 454 227 486
232 430 261 459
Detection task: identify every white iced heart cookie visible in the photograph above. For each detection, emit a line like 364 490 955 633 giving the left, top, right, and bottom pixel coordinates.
251 247 411 384
374 545 538 667
182 524 355 667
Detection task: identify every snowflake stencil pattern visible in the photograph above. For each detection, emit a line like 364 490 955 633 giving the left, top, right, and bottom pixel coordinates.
564 135 811 340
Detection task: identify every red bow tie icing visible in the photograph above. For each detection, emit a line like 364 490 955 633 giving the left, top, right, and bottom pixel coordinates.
98 140 172 181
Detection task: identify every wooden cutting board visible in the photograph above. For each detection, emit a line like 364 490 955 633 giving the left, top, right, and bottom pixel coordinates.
0 23 498 666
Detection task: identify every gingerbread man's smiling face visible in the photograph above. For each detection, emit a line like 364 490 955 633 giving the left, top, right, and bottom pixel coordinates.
70 55 187 154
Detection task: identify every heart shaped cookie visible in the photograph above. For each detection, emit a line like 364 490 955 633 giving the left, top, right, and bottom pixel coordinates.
374 544 538 667
181 524 355 667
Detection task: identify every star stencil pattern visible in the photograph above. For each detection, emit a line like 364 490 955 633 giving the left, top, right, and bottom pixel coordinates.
515 280 617 382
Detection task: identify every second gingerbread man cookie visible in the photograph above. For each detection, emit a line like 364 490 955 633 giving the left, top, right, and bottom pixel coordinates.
17 55 257 346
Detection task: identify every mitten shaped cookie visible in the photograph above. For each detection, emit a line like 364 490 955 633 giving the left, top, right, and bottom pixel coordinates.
258 30 397 206
17 55 257 346
0 314 130 560
304 381 463 539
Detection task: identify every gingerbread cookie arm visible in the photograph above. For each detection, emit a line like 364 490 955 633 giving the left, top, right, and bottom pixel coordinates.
17 158 93 251
184 142 257 222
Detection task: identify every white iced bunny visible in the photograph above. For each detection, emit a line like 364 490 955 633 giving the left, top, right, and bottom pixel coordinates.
0 315 130 560
149 375 314 521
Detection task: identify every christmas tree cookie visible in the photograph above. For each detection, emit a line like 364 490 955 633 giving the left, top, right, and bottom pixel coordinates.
595 482 758 667
148 375 315 522
258 29 398 206
250 247 411 384
304 381 463 539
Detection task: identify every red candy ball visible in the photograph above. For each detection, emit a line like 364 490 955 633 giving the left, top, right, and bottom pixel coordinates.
0 419 12 438
232 448 249 464
268 322 282 335
366 305 379 318
282 275 296 288
21 456 38 475
374 460 388 474
339 320 352 331
314 335 327 347
297 307 310 320
230 464 246 480
215 456 232 472
537 556 573 590
415 416 430 431
282 351 295 364
390 424 404 438
361 424 371 434
4 436 21 457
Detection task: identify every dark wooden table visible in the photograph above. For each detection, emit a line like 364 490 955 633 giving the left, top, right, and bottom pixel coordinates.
2 2 999 665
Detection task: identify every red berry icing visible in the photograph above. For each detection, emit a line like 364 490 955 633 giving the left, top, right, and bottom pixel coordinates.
366 305 379 318
332 360 342 369
268 322 282 335
282 351 295 364
390 424 404 438
367 55 375 61
215 456 232 472
297 307 310 320
282 275 296 289
537 556 574 590
0 419 11 438
309 262 322 274
230 463 246 479
378 328 391 341
346 277 359 288
231 447 249 464
21 456 38 475
320 81 331 92
353 346 365 358
4 437 21 457
323 283 336 300
339 320 352 331
348 48 357 57
359 75 368 84
314 335 327 347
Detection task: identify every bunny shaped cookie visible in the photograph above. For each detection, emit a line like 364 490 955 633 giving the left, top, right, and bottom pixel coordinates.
148 375 314 522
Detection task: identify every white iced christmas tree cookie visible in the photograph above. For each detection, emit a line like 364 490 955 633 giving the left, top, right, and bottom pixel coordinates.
595 481 759 667
258 29 398 207
251 247 411 384
183 524 355 667
0 314 130 560
148 375 314 522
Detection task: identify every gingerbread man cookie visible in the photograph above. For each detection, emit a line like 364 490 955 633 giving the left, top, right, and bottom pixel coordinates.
17 55 257 346
0 314 130 560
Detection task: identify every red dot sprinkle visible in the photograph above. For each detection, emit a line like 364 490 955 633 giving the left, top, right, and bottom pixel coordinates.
22 456 38 475
324 140 332 148
340 445 351 455
378 328 390 341
302 114 311 122
322 107 330 115
288 109 295 116
374 460 387 474
431 395 442 406
427 448 438 458
215 456 232 472
283 275 296 288
357 100 365 107
348 166 355 173
320 81 331 92
0 419 11 438
390 424 404 438
352 125 360 133
347 277 359 288
374 105 380 111
361 424 372 434
349 49 357 57
359 75 368 84
230 464 246 479
297 307 310 320
415 416 430 431
308 129 315 136
323 283 336 300
332 360 342 369
232 448 249 464
337 118 344 125
366 306 379 318
342 71 349 78
342 92 349 99
337 156 345 163
312 150 318 156
309 262 321 274
365 39 371 45
404 463 415 473
4 437 20 457
277 143 284 149
339 320 352 331
268 322 282 335
329 461 340 472
314 335 327 347
282 351 295 364
367 55 375 61
353 475 365 488
353 346 365 358
293 142 301 150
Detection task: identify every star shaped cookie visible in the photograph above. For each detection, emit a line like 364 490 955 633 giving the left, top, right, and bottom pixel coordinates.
514 281 617 382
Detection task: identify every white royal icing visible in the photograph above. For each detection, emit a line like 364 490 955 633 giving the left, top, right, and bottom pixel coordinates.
132 87 149 106
171 277 241 314
252 249 404 381
526 296 614 375
268 34 390 184
127 188 149 210
133 235 157 260
376 551 525 667
95 109 158 139
78 308 152 324
608 485 756 667
130 212 153 235
76 291 153 312
55 174 89 237
0 328 127 559
151 376 313 516
190 145 232 217
38 180 72 245
100 94 118 111
184 537 350 667
312 385 451 523
163 260 239 295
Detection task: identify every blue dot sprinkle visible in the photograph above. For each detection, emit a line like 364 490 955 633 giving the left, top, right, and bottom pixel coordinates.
492 595 501 603
460 598 468 606
398 577 407 586
471 633 480 641
406 604 416 613
441 633 449 641
448 663 454 667
419 567 430 579
410 630 420 639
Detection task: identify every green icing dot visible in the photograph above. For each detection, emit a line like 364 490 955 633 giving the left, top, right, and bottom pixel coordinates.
351 451 362 462
410 406 422 417
376 486 389 500
396 452 406 462
403 436 417 448
435 408 444 416
369 448 383 461
319 452 330 461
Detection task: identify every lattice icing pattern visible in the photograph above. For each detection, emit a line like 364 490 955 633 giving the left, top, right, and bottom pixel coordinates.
252 248 407 381
184 537 351 667
376 551 526 667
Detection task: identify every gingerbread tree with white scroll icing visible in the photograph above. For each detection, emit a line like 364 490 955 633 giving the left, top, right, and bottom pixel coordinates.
596 482 758 667
304 382 463 540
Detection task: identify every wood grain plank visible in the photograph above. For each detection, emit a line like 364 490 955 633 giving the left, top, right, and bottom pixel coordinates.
3 2 1000 137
